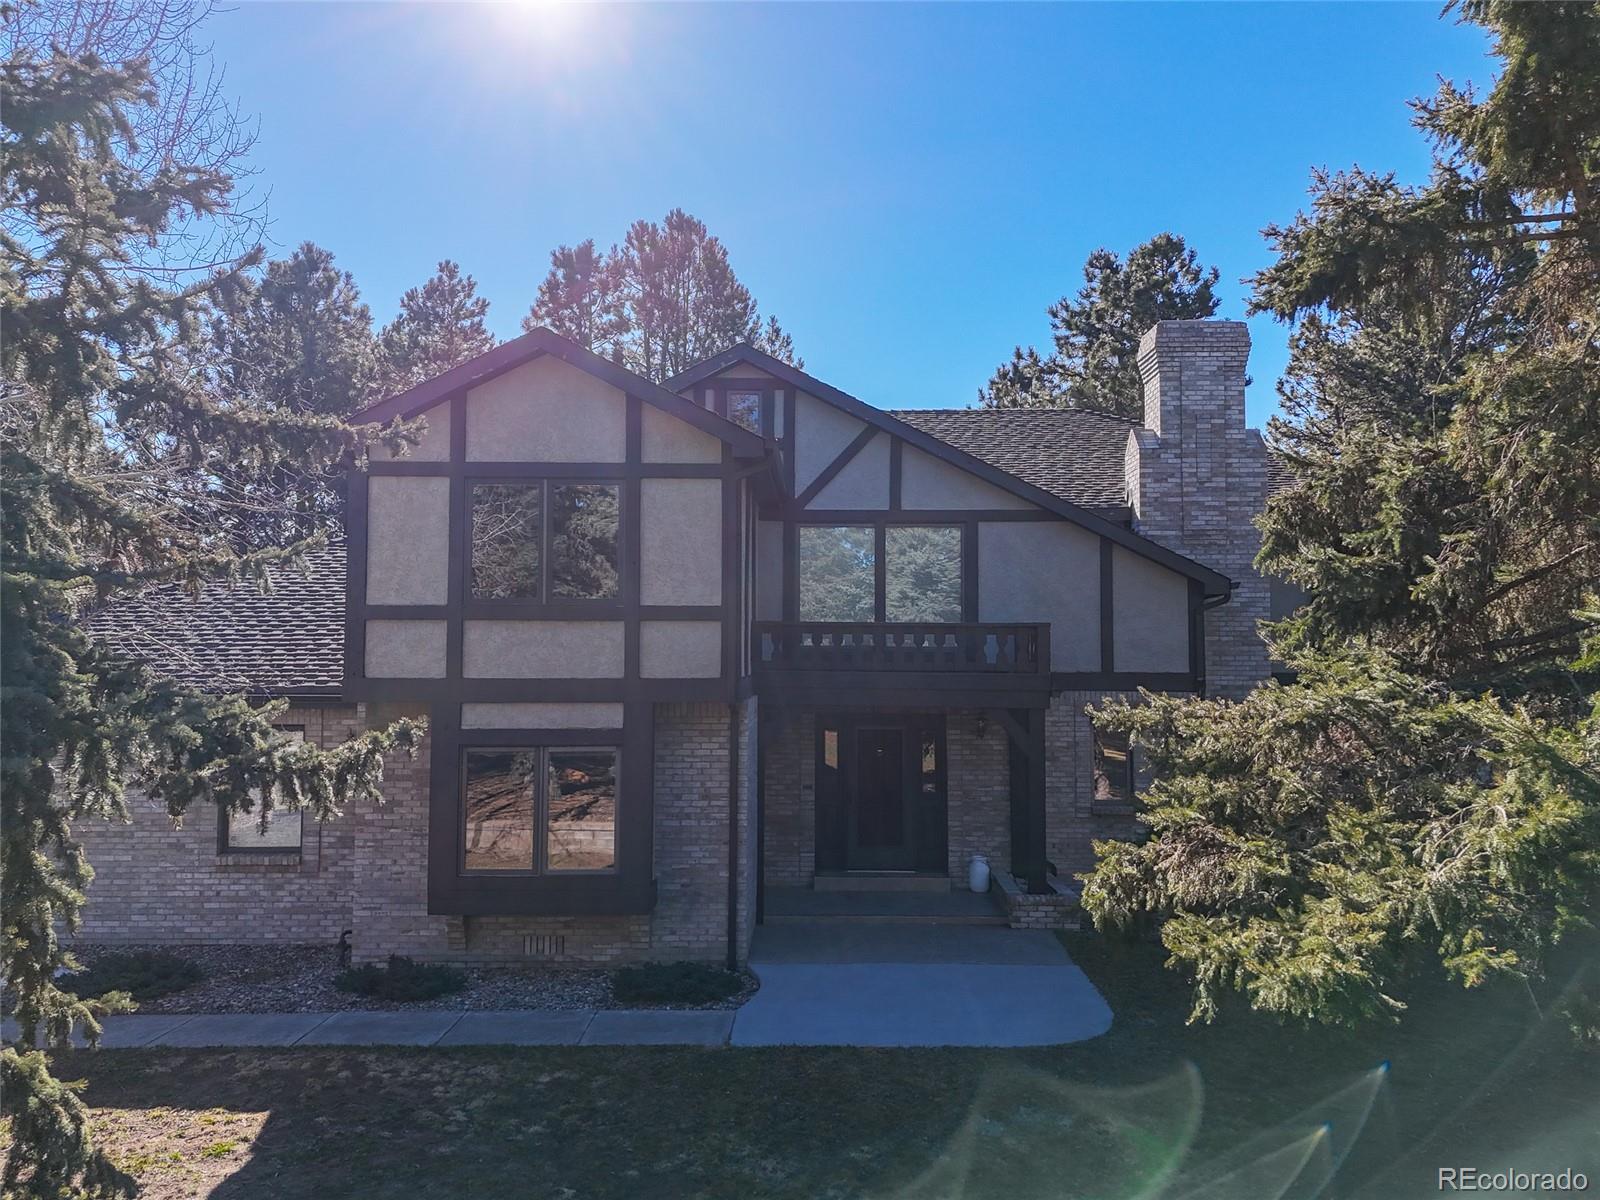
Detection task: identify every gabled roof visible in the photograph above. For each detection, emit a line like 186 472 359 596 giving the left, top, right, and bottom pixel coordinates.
355 327 768 459
892 408 1134 510
84 541 346 699
669 344 1231 595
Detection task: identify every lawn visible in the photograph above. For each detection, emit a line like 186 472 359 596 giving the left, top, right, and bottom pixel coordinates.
16 932 1599 1199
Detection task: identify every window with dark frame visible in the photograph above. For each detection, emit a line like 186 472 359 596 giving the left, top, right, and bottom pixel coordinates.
221 726 305 853
1092 731 1135 810
462 746 618 874
469 480 619 603
798 523 965 623
725 389 762 435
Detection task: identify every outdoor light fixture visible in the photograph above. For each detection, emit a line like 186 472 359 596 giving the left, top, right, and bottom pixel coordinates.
976 714 988 740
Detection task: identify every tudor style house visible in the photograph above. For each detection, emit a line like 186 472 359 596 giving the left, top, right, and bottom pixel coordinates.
79 319 1277 965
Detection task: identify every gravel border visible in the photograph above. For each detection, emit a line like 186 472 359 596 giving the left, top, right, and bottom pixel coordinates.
62 944 758 1014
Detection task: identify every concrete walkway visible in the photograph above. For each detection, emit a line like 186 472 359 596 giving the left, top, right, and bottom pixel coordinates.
728 922 1112 1048
4 1008 735 1049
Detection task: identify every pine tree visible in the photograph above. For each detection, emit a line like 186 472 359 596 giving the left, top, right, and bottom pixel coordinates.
1 47 421 1196
377 259 497 395
981 233 1220 416
1079 0 1600 1026
524 210 802 383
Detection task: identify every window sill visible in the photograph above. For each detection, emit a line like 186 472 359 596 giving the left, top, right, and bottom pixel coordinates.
215 852 305 873
1089 803 1138 819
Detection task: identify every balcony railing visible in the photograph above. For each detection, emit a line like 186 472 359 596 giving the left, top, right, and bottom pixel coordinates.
753 622 1050 675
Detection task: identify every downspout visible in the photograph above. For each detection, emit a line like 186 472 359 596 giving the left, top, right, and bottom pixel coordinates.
1193 584 1233 698
726 704 741 971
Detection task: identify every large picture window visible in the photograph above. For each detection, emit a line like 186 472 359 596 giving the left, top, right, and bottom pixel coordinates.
463 747 618 874
885 526 962 622
799 523 964 623
221 727 305 853
799 525 875 621
470 481 619 602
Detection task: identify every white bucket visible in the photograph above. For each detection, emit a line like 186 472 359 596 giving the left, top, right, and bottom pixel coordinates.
968 854 991 894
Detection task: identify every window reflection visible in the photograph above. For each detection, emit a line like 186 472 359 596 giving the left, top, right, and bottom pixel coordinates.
546 750 617 871
799 526 875 621
463 750 536 871
886 526 962 622
550 483 619 599
471 484 541 599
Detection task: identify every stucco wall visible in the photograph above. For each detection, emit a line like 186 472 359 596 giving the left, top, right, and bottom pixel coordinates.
794 392 867 493
366 476 450 605
977 521 1101 671
640 402 721 464
369 401 450 462
460 702 625 729
639 478 722 606
639 621 722 679
1110 545 1190 673
755 520 783 621
461 620 624 678
901 445 1032 510
465 355 626 462
365 619 447 678
810 431 890 508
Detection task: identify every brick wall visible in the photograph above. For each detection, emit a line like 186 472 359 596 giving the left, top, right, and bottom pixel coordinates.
1129 321 1272 699
649 700 738 963
944 710 1011 880
761 708 815 886
75 704 363 946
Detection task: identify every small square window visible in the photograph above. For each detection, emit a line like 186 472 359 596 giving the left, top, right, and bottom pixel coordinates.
223 728 305 852
726 390 762 435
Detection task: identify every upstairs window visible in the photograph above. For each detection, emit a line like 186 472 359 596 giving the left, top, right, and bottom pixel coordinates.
470 481 620 602
222 727 305 852
799 523 965 623
462 747 618 874
799 525 875 622
885 526 962 622
726 389 762 435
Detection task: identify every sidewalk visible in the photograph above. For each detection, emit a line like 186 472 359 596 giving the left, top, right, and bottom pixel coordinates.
4 1008 736 1049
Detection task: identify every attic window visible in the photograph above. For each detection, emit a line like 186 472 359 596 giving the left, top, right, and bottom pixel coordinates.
726 390 762 435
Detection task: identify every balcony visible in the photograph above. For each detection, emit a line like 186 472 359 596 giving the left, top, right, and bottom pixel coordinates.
752 622 1051 702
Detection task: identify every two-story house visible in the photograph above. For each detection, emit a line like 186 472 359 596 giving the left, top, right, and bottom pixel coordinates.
80 319 1273 966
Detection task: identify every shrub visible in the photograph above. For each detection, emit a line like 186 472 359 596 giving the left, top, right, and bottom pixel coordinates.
63 951 203 1001
611 961 743 1005
334 955 467 1002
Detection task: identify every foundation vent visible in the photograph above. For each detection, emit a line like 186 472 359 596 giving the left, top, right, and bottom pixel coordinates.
523 933 565 958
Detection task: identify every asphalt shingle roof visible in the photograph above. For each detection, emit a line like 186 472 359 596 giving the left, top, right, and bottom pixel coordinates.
892 408 1136 509
84 541 345 696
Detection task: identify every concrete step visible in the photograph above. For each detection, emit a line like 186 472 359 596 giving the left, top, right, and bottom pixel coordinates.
764 911 1007 927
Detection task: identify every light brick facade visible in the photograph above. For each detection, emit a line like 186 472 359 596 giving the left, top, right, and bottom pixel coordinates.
1129 320 1272 698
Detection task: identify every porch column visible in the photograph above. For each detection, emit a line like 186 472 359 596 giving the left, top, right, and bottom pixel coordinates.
995 707 1049 894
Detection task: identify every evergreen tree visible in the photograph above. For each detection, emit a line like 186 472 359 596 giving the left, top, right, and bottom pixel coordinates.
524 209 802 383
206 242 378 542
981 233 1220 417
377 259 497 395
1080 0 1600 1026
0 46 421 1196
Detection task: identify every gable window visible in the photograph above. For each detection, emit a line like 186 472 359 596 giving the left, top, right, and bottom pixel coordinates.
463 746 618 874
1092 731 1134 811
726 390 762 435
221 727 305 852
470 481 619 602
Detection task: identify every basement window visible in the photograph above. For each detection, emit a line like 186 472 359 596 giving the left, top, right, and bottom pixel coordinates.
462 747 618 874
221 727 305 852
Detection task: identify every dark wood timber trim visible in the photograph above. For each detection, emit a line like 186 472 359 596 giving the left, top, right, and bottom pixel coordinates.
357 677 736 704
624 397 643 684
342 471 369 696
889 437 903 510
445 397 467 680
796 424 878 508
1099 537 1115 673
721 449 738 689
873 524 888 622
961 521 979 622
1049 671 1196 692
664 341 1231 593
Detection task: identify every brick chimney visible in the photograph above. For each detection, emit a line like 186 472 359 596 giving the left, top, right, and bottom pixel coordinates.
1126 321 1270 698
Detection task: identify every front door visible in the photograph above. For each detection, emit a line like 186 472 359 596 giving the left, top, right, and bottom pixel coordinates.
848 727 913 871
815 714 947 875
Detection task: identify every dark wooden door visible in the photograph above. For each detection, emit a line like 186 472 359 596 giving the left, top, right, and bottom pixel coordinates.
847 726 915 870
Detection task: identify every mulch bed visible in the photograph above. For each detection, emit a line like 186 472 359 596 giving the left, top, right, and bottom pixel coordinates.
64 944 757 1013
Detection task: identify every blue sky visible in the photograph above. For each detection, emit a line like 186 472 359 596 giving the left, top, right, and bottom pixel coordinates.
209 2 1493 427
